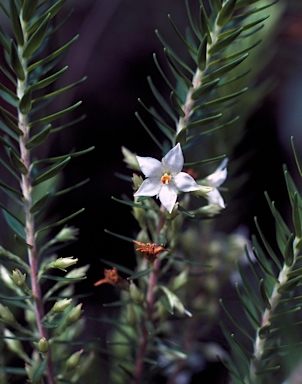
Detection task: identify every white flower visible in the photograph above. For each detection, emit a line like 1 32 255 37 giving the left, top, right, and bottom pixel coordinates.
203 158 228 208
134 143 201 213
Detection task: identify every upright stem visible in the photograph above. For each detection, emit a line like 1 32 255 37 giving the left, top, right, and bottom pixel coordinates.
132 257 161 384
17 16 55 384
249 240 300 382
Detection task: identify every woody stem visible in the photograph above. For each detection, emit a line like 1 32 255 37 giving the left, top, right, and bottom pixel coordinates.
132 257 161 384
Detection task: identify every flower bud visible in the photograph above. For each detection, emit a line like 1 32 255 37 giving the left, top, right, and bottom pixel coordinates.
37 337 49 353
11 269 26 286
129 282 144 304
65 303 83 327
4 329 22 354
54 226 79 242
122 146 140 170
132 174 143 191
190 204 223 218
50 257 78 272
0 303 15 323
52 298 72 313
65 349 83 372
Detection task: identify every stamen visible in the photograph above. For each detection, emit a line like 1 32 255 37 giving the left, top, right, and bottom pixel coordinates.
161 173 172 184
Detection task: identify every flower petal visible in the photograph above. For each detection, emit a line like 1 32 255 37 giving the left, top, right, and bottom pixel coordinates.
207 188 225 208
136 156 163 177
159 184 177 213
174 172 200 192
134 178 161 197
162 143 184 174
206 158 228 187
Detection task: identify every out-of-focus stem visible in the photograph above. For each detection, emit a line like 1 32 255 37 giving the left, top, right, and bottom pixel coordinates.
250 240 300 382
132 257 161 384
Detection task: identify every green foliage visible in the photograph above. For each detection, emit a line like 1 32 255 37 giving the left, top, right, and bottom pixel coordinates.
0 0 93 382
98 1 290 384
220 139 302 384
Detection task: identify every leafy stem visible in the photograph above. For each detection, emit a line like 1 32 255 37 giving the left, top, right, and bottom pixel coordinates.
133 257 161 384
176 12 222 135
17 12 55 384
250 237 301 382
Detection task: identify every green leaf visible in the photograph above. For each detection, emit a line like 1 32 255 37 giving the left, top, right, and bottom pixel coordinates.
0 245 30 271
127 268 152 280
208 27 243 55
10 40 25 81
159 285 191 317
197 34 207 70
0 366 26 375
23 13 51 59
37 208 85 234
202 87 248 107
103 300 132 308
152 53 179 96
185 0 202 41
41 274 86 282
170 91 185 117
164 48 192 88
9 148 28 174
22 0 39 22
14 233 33 248
0 105 23 136
33 76 87 103
100 258 134 276
31 358 47 381
28 101 82 127
167 14 196 54
32 147 94 166
25 124 51 149
235 283 260 330
31 66 69 92
217 0 237 27
30 192 49 213
203 53 249 82
0 179 23 197
0 82 19 107
292 192 302 239
219 298 253 341
32 157 71 186
27 0 67 35
199 6 212 44
191 78 220 100
259 279 271 310
147 76 176 122
19 87 32 114
291 136 302 178
258 322 271 339
277 275 302 294
53 178 90 197
10 0 24 47
137 98 174 134
1 206 26 239
27 35 79 73
254 216 281 269
186 113 222 130
284 233 294 267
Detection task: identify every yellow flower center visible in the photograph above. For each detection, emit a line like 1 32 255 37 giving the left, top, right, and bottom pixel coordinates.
161 173 172 184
